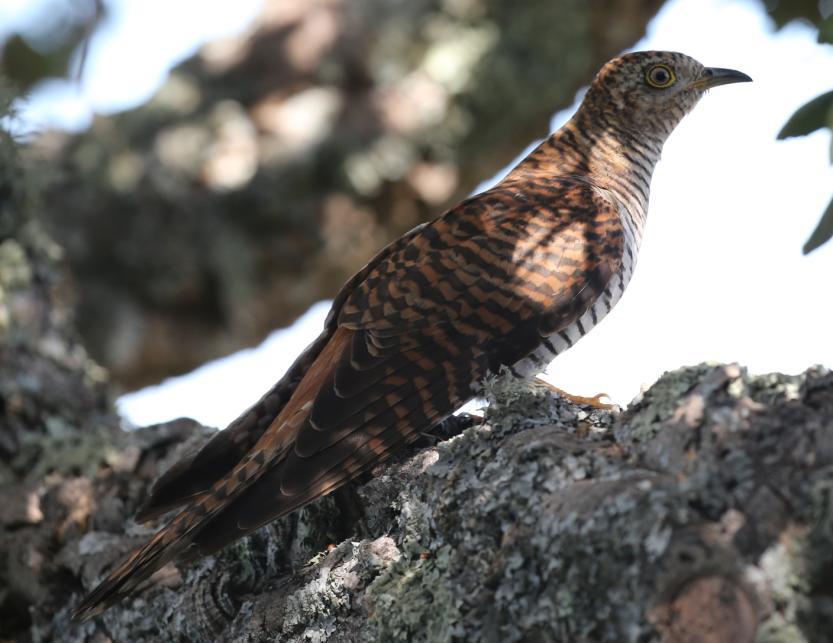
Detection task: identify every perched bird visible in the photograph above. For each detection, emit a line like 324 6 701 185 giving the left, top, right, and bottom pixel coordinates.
73 51 750 620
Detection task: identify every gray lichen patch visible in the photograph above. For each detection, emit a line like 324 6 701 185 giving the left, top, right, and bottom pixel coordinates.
748 500 833 643
367 543 464 642
223 535 405 643
279 538 399 641
618 362 719 444
0 238 32 289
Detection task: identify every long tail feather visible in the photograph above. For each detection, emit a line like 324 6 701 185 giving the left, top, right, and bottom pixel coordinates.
134 328 337 523
73 514 196 620
73 329 353 621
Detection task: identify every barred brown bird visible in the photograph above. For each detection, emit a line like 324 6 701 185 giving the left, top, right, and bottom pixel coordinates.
73 51 750 620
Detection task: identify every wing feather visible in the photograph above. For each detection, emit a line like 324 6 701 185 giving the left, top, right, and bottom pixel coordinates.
184 371 467 558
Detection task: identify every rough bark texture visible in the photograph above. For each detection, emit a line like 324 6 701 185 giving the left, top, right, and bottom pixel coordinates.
0 91 118 486
31 0 666 389
3 364 832 642
0 83 122 638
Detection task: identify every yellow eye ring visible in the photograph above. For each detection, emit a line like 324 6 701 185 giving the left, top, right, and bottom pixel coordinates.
645 64 676 89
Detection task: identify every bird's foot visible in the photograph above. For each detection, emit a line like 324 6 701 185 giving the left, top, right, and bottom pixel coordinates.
418 412 483 446
535 378 616 410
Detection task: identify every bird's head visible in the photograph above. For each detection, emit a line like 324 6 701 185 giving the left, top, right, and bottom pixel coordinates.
582 51 751 139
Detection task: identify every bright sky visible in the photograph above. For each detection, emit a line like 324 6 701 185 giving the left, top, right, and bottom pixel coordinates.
0 0 264 132
4 0 832 427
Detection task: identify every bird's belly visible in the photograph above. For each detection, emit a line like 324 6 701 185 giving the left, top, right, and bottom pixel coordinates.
509 262 633 379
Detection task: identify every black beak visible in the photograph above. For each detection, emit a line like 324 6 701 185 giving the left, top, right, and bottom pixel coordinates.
691 67 753 90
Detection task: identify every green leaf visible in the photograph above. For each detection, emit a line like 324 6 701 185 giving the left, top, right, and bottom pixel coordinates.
763 0 822 28
0 34 75 91
803 194 833 254
0 0 105 90
818 15 833 44
761 0 832 39
778 90 833 139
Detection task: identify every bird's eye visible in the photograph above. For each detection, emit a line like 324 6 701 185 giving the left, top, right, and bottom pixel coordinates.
645 64 676 89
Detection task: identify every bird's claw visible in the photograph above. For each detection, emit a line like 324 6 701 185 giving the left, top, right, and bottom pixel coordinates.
535 379 616 410
560 391 615 410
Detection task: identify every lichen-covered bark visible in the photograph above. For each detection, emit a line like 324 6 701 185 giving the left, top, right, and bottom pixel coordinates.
0 83 121 638
31 0 666 388
9 363 833 642
0 86 117 487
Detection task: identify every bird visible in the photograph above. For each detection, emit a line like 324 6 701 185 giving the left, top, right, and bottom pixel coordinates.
73 50 750 620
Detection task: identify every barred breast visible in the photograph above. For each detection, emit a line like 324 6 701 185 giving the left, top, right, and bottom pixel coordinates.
509 194 643 378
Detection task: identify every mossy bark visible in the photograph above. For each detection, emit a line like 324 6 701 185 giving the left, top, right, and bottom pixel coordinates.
6 364 833 642
0 81 121 638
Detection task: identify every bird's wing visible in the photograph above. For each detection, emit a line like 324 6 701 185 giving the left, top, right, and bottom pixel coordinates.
73 182 624 621
134 222 434 523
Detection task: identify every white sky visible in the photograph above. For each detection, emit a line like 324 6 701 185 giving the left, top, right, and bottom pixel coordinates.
1 0 264 132
4 0 832 427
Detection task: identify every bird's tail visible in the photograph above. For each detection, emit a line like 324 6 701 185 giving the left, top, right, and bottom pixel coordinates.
72 408 302 621
72 327 346 621
73 509 198 620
